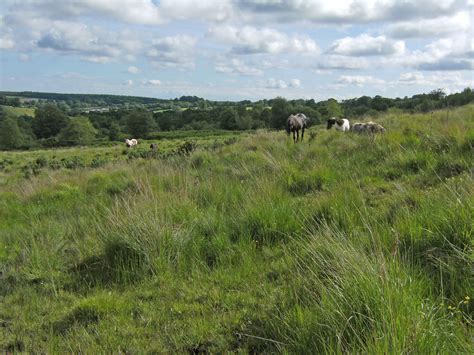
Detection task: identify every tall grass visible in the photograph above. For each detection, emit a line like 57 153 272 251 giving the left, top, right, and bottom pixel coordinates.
0 105 472 352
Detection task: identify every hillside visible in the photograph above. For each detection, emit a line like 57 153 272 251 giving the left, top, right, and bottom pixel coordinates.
0 106 473 352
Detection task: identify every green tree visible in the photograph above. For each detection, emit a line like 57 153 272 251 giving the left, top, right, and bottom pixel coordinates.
270 97 290 129
0 117 23 149
108 121 121 141
326 99 343 118
260 108 272 127
58 117 97 146
219 107 238 130
236 113 253 130
124 109 157 138
34 104 69 138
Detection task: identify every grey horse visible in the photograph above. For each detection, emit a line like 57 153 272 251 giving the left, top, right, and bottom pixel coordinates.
286 113 309 143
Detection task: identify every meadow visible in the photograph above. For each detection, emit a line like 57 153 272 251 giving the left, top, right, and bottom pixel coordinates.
0 106 472 352
0 105 35 118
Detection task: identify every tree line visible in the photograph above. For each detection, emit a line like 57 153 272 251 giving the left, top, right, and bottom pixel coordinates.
0 88 473 150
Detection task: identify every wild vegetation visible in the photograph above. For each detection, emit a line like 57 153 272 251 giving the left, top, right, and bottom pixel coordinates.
1 87 473 151
0 104 472 352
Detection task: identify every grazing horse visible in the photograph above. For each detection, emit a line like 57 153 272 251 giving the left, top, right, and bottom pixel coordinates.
150 143 158 150
327 117 350 132
125 138 138 147
351 121 386 134
286 113 309 143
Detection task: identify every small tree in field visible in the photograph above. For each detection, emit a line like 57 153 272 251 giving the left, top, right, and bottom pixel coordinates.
124 109 157 138
34 104 69 138
270 97 291 129
58 117 97 146
0 117 23 149
326 99 343 118
219 107 238 130
108 121 121 141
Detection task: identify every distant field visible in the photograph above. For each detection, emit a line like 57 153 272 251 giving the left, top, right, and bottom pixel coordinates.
0 105 35 117
0 131 242 181
0 106 473 353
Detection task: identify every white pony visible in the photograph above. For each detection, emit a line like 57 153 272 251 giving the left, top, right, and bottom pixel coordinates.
125 138 138 147
327 117 350 132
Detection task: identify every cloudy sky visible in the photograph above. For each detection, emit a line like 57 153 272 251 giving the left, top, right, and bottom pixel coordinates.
0 0 473 101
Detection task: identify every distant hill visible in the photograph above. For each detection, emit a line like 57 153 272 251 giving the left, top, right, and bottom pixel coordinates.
0 91 164 105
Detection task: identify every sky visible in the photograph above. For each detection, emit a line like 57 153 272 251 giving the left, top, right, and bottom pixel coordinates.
0 0 473 101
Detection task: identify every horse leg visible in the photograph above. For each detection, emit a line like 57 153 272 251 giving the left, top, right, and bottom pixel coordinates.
301 127 305 142
296 130 299 143
293 130 296 143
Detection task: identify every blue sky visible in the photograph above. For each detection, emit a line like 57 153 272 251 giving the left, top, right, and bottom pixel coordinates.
0 0 473 101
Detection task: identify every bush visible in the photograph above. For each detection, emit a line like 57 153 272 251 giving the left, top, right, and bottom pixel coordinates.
61 156 85 169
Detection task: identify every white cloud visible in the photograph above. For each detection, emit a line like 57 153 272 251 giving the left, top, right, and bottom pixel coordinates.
398 72 426 85
266 78 288 89
336 75 385 86
127 66 140 74
316 55 370 70
234 0 466 24
123 79 133 86
32 21 143 64
82 56 113 64
289 79 301 88
265 78 302 89
6 0 164 25
159 0 234 22
387 12 471 39
141 79 162 86
147 35 197 69
208 25 319 55
328 34 405 56
215 58 263 76
5 0 467 27
0 37 15 49
401 35 474 70
397 71 472 88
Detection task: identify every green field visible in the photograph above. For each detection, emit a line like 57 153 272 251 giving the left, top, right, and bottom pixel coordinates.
0 106 473 352
0 105 35 117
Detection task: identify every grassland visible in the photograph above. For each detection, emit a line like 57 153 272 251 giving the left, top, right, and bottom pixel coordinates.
0 105 35 117
0 106 473 353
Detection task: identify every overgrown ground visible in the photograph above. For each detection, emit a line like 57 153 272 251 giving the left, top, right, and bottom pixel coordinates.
0 107 473 352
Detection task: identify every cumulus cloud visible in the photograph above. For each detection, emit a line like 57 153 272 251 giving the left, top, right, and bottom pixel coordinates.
147 35 197 69
387 12 471 39
6 0 164 25
127 66 140 74
208 25 319 55
123 79 133 86
401 35 474 70
398 71 472 88
159 0 234 22
5 0 467 27
25 20 143 64
328 34 405 56
289 79 301 88
265 78 301 89
215 58 263 76
0 37 15 49
234 0 466 24
141 79 162 86
316 55 370 70
336 75 385 86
